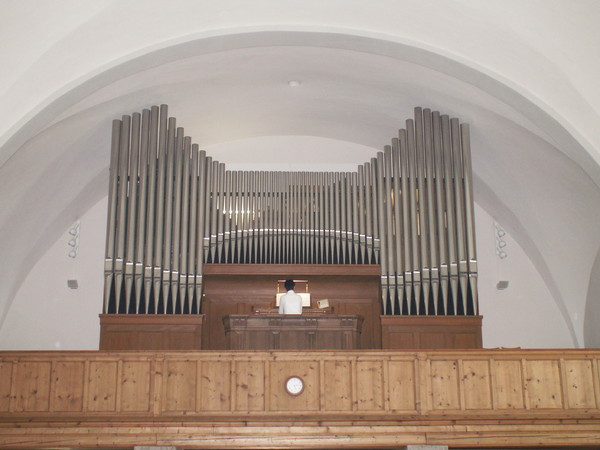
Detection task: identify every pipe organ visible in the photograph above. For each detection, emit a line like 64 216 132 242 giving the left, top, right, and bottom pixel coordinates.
104 105 478 317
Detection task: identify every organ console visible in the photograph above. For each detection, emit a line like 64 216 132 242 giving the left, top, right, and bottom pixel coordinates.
102 105 479 348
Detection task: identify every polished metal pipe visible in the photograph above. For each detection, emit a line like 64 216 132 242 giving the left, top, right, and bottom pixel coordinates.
415 108 430 313
357 166 366 264
383 147 395 294
399 130 413 314
351 172 359 264
179 137 192 311
114 115 131 313
340 172 348 263
363 163 373 264
195 150 207 310
407 119 422 313
461 123 478 314
423 108 439 314
153 108 169 312
370 159 380 265
391 138 404 313
161 118 177 312
451 118 468 314
188 145 199 311
170 128 185 312
432 111 448 313
103 119 122 313
441 115 458 314
144 106 159 313
376 152 388 314
135 109 150 313
123 112 141 313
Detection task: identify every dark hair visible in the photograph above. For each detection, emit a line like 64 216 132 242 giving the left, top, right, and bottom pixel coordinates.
284 279 295 291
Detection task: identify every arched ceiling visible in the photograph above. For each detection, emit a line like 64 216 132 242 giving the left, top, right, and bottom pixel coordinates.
1 1 600 346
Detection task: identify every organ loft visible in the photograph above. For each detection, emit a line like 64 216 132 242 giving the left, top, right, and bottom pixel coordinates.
1 105 599 449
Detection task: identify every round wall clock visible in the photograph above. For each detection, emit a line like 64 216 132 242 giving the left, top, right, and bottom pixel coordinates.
285 376 304 396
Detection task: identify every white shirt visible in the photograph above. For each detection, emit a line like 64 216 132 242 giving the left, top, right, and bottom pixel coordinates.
278 290 303 314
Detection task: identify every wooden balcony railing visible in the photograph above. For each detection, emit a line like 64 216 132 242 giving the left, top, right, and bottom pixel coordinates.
1 349 599 448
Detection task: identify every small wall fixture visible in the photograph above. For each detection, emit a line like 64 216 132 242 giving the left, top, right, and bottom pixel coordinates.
496 280 509 290
67 221 80 259
494 222 508 259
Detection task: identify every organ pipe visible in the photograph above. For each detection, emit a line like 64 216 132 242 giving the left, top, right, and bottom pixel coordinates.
103 105 479 317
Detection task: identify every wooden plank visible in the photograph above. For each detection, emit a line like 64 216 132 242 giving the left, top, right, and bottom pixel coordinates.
200 360 232 411
0 362 12 412
234 360 265 411
356 360 385 411
388 360 417 411
430 359 460 410
564 359 597 409
162 359 197 412
12 361 51 412
526 360 563 409
324 360 352 411
50 361 85 412
86 361 118 412
461 359 493 410
493 359 525 409
120 360 151 412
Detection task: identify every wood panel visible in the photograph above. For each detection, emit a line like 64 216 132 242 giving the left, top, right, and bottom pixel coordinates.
493 359 525 409
87 361 117 412
388 360 417 411
323 360 352 411
430 359 460 410
12 362 51 412
461 359 492 410
120 360 151 412
51 361 85 412
233 360 265 411
0 349 599 449
99 314 204 350
381 315 482 349
0 362 11 412
163 359 197 413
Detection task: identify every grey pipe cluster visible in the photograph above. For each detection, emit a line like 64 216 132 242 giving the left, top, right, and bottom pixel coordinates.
104 106 477 316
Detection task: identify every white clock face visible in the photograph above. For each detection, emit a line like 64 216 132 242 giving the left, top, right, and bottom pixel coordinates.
285 376 304 396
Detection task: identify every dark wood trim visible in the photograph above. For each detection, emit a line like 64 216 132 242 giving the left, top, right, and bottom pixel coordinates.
203 263 381 276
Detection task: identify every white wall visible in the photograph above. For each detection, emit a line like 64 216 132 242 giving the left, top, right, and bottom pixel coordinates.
0 198 106 350
0 191 574 350
475 204 573 348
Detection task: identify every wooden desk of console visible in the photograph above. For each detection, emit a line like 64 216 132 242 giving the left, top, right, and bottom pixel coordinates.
223 314 363 350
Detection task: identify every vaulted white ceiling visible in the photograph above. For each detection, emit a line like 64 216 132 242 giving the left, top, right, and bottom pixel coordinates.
1 0 600 346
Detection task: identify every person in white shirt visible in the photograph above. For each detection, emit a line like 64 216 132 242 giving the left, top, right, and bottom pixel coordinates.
278 279 303 314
